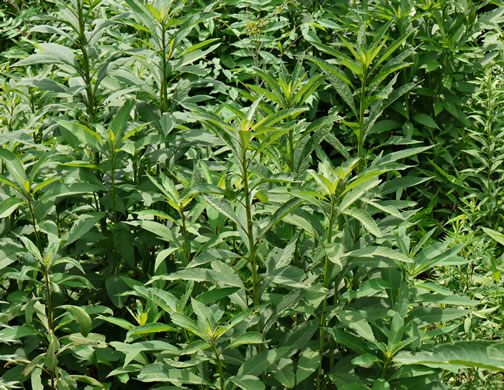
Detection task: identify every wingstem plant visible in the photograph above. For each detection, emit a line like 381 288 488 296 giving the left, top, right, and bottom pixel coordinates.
193 100 305 309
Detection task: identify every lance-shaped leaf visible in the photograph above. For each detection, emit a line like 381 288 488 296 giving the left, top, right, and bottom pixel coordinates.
13 43 78 69
307 56 357 116
0 149 27 189
126 323 177 341
150 264 244 288
395 341 504 371
341 208 382 237
203 195 246 231
109 99 135 147
58 305 92 337
58 120 104 152
0 197 25 218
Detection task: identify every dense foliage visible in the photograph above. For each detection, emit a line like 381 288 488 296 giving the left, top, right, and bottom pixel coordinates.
1 0 504 389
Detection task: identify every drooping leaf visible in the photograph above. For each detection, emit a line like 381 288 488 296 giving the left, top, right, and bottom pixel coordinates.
230 375 265 390
58 305 92 337
395 341 504 371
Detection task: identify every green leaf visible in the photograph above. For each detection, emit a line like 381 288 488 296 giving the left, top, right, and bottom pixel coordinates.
272 358 295 388
413 113 439 129
96 315 135 331
137 364 210 385
341 208 382 237
387 312 405 354
483 227 504 246
339 177 381 211
127 220 178 243
152 265 244 288
105 274 130 309
58 305 92 337
395 341 504 371
31 367 43 390
13 43 78 68
70 375 105 389
187 249 239 268
345 246 412 263
307 56 357 116
408 307 468 325
197 287 240 305
373 146 433 166
64 212 107 246
0 148 27 188
372 379 391 390
414 294 477 306
352 353 382 365
125 0 156 32
111 340 178 366
170 312 208 340
225 332 262 350
45 332 59 371
230 375 265 390
126 323 177 341
19 236 42 262
340 384 369 390
58 120 104 152
342 278 392 300
203 195 246 231
337 310 376 343
0 197 24 218
238 347 289 376
0 325 38 342
110 99 135 144
259 198 303 238
296 350 319 384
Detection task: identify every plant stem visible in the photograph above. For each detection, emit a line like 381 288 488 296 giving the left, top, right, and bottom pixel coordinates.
242 161 259 308
180 208 191 265
160 19 168 113
357 68 367 173
27 197 41 251
287 129 294 172
77 1 96 124
110 152 117 225
212 343 225 390
43 265 54 331
43 263 56 389
317 196 336 389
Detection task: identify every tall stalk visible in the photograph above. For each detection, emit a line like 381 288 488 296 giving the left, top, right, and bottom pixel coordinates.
212 343 226 390
316 194 336 390
27 195 41 251
180 207 191 266
42 250 56 390
159 18 169 113
74 0 108 234
240 153 259 308
76 0 97 124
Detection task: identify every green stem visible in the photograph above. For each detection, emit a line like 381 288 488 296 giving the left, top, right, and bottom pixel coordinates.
43 266 54 331
485 71 494 208
43 264 56 389
160 21 168 113
316 197 336 390
357 68 367 173
77 1 96 124
180 208 191 265
110 152 117 225
212 343 225 390
242 161 259 308
287 128 294 172
27 197 41 251
380 355 391 379
49 371 55 390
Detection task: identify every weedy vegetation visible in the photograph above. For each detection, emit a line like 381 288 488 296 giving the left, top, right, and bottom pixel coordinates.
1 0 504 389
